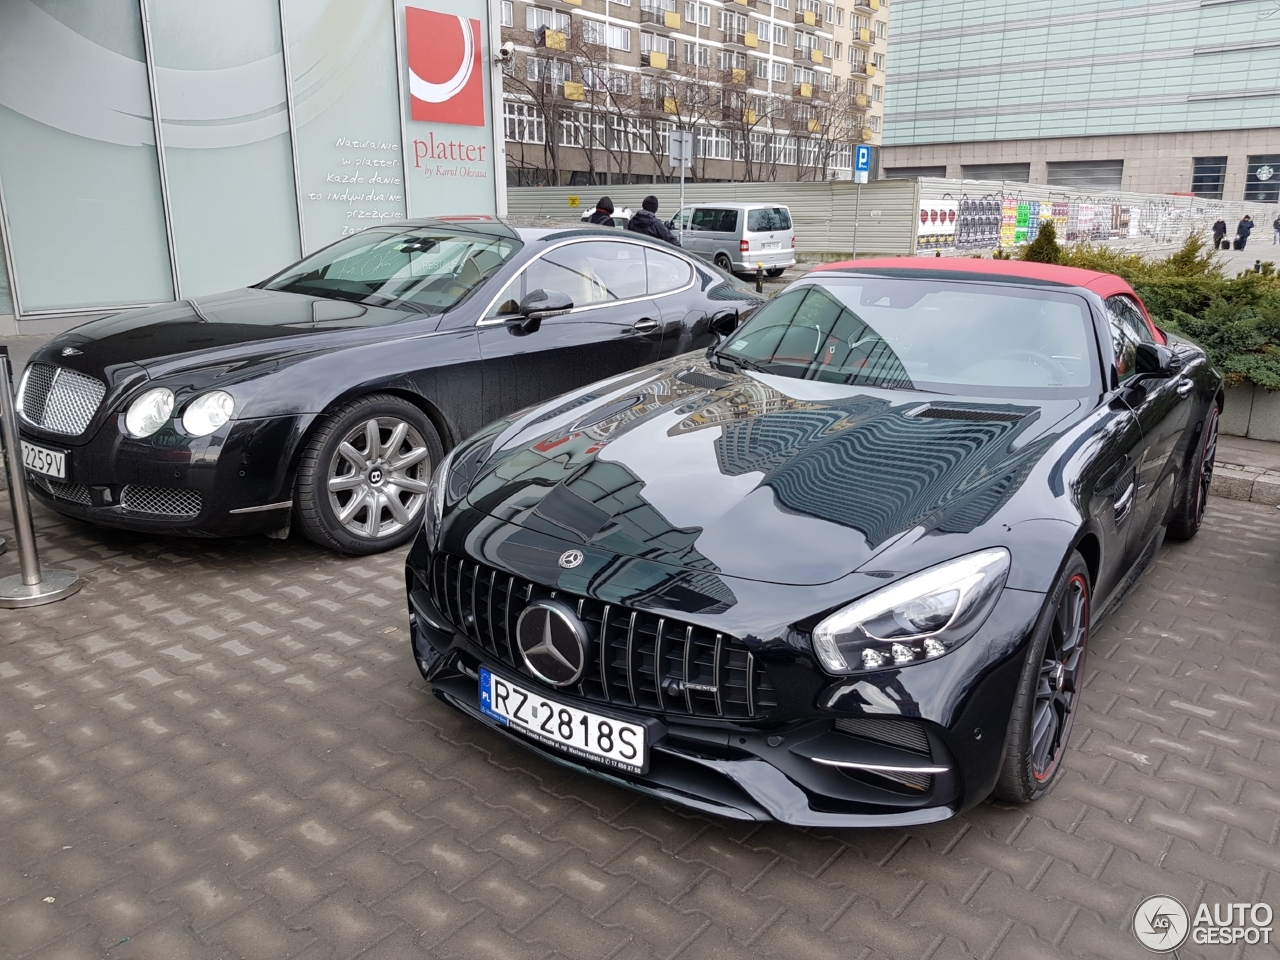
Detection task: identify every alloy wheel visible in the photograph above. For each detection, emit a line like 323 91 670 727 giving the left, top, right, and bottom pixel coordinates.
1030 574 1089 782
326 416 431 541
1195 408 1219 524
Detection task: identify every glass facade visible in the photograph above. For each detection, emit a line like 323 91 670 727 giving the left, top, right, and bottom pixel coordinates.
1191 156 1228 200
886 0 1280 146
1244 154 1280 203
0 0 499 319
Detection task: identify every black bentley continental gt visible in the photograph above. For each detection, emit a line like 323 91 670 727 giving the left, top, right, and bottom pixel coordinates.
405 258 1223 826
15 219 760 554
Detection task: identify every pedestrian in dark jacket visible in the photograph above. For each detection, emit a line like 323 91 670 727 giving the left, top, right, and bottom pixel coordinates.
586 196 615 227
1237 216 1254 249
1212 219 1227 248
1272 214 1279 244
626 195 681 246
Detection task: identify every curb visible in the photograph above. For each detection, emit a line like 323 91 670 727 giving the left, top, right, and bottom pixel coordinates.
1210 461 1280 506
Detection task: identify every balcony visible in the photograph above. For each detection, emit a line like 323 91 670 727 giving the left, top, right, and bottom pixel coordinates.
640 8 682 27
663 95 679 114
861 126 875 141
727 31 759 47
853 26 871 43
866 61 877 76
810 47 823 63
795 81 812 97
641 50 670 68
794 8 817 25
855 92 867 107
807 117 821 133
564 81 585 101
732 67 748 82
536 27 567 50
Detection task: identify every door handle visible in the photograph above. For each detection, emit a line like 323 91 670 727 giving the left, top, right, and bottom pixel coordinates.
633 318 659 333
1176 377 1195 397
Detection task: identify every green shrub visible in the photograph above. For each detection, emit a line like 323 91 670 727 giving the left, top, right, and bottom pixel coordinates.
1020 220 1060 264
1058 234 1280 389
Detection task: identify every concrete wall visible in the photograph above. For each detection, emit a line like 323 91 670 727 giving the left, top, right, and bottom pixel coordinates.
1221 383 1280 441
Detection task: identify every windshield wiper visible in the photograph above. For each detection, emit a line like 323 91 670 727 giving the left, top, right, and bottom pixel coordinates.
710 352 769 375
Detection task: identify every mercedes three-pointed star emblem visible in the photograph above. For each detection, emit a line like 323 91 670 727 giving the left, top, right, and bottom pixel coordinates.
515 598 589 687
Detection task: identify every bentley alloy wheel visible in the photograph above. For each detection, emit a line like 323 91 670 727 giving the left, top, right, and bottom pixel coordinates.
296 393 442 554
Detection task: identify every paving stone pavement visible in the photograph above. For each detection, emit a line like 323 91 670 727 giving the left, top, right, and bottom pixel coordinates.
1 496 1278 960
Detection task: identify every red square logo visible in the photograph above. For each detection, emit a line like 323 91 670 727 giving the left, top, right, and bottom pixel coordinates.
406 7 485 126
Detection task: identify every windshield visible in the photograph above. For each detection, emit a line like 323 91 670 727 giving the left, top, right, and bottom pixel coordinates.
714 276 1099 398
265 228 521 314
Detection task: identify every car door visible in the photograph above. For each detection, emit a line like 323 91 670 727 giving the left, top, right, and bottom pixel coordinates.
477 239 665 415
1106 294 1191 552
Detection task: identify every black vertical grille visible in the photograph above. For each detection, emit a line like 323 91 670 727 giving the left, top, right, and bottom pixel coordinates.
429 553 776 719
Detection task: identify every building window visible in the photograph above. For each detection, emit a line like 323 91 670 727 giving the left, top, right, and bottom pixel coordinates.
824 4 834 21
504 102 545 143
871 84 881 101
500 1 513 27
823 38 833 56
685 2 711 25
833 42 842 59
1190 157 1227 199
1046 159 1124 190
684 42 711 66
527 8 571 33
772 24 788 44
754 58 768 79
831 76 840 93
870 115 880 132
1244 155 1280 202
774 0 789 9
871 52 884 70
875 20 885 38
836 6 844 25
583 21 632 51
772 61 787 81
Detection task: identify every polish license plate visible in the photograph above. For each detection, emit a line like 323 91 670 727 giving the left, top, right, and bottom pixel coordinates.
21 441 66 479
479 667 649 773
761 241 781 249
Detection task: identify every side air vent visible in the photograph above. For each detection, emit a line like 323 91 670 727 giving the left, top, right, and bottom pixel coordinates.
914 407 1026 423
677 370 732 391
834 717 930 755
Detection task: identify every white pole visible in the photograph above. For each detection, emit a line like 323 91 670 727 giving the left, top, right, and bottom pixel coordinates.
852 181 861 258
679 145 686 245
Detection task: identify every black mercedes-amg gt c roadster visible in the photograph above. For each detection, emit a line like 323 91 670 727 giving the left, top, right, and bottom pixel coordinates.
405 258 1222 827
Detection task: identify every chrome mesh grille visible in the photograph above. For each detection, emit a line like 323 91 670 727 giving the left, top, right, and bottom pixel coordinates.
31 476 93 506
120 485 202 518
18 363 106 436
428 553 777 719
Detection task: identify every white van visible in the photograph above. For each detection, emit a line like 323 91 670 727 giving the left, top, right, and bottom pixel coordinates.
670 203 795 276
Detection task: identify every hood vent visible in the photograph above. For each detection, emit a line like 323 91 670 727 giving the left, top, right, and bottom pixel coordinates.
677 369 732 391
913 407 1027 424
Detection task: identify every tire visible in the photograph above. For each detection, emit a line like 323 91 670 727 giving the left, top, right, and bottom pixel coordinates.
994 552 1090 803
294 393 442 555
1166 405 1218 542
714 253 733 271
766 267 785 278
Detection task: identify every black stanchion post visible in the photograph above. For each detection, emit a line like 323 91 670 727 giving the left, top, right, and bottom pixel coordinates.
0 345 81 607
755 262 764 293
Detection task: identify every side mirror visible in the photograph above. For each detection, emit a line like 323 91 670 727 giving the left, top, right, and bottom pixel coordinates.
1135 342 1179 379
708 309 740 338
510 289 572 333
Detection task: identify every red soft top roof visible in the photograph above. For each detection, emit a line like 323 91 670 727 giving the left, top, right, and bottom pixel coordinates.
812 256 1164 342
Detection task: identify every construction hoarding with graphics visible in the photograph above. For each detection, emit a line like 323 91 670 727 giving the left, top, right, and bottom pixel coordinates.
914 179 1278 255
0 0 503 328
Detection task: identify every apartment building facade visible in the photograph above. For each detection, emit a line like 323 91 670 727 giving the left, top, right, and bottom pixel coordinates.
498 0 890 184
881 0 1280 201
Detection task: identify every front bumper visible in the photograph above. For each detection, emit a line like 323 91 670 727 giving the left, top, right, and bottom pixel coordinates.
406 543 1045 827
18 413 312 537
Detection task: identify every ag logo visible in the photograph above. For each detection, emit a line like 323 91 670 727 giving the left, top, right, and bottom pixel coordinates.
405 7 485 126
1133 895 1189 952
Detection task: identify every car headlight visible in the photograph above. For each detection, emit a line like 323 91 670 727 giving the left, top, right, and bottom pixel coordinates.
422 447 457 551
123 387 175 438
811 548 1010 674
181 391 235 437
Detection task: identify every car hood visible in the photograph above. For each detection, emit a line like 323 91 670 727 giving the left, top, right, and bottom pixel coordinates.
51 288 427 375
455 357 1089 586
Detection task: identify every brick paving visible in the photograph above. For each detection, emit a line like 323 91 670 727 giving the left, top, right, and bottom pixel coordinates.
0 495 1278 960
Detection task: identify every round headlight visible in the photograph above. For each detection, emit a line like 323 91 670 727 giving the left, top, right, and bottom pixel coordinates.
181 391 235 437
124 387 175 438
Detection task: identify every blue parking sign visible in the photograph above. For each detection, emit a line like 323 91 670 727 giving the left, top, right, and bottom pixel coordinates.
855 145 871 172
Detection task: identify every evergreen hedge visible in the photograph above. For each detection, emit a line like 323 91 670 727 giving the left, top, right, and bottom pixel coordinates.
1016 232 1280 389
